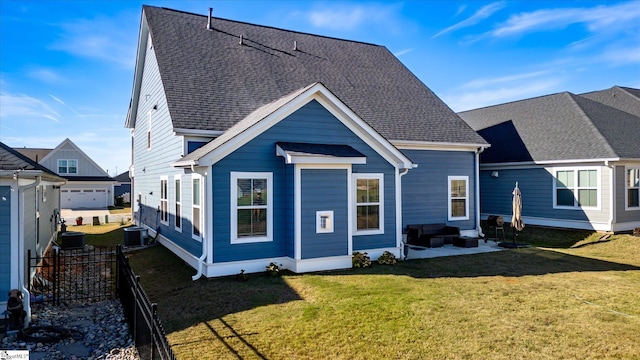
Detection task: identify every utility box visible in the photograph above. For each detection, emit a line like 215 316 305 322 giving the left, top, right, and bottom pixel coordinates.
123 226 148 246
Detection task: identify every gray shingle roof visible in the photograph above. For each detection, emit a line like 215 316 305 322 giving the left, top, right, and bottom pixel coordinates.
142 6 486 145
0 142 60 177
580 86 640 117
457 89 640 163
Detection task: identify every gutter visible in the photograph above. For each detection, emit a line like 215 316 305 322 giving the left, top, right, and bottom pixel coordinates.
18 173 42 328
475 147 486 238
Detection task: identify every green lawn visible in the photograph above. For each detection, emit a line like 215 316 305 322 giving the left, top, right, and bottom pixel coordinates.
118 228 640 359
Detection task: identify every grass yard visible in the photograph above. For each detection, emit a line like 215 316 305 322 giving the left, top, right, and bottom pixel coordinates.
119 228 640 360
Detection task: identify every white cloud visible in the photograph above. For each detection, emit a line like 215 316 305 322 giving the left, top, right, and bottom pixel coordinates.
443 79 562 112
0 92 59 122
28 68 65 83
461 70 551 89
433 1 506 38
490 1 640 38
393 48 414 57
305 3 402 31
50 15 137 68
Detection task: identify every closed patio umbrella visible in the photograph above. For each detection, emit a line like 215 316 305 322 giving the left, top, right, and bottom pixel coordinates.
511 182 524 244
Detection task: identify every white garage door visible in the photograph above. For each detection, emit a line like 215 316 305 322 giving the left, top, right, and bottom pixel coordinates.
62 189 107 209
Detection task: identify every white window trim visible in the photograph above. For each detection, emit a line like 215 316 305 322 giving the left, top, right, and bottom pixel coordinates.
552 166 601 210
448 175 470 221
174 175 183 231
57 159 78 174
625 166 640 210
353 173 384 236
230 172 273 244
192 174 203 241
160 176 169 226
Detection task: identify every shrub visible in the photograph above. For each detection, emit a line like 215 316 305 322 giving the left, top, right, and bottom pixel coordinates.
352 251 371 268
266 262 282 276
236 269 249 282
377 251 397 265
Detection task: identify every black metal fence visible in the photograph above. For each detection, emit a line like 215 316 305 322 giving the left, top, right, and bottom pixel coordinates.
28 247 117 305
117 245 176 360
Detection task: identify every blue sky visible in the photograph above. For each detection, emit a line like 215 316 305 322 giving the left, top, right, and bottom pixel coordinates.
1 1 639 175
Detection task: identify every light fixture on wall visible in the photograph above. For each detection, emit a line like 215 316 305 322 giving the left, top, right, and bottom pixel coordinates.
491 171 499 178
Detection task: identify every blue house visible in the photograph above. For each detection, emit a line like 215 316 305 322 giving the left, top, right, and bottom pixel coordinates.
458 86 640 232
125 6 488 277
0 142 65 322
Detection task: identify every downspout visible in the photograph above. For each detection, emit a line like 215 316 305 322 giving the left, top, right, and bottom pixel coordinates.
192 163 206 281
475 147 485 238
397 166 412 257
18 173 42 328
605 160 615 232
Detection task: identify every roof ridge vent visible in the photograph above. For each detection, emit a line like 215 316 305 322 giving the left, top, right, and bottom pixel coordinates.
206 8 213 30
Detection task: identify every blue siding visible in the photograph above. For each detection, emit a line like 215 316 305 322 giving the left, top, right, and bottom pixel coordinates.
401 150 476 231
480 167 599 222
301 169 348 259
212 100 397 263
0 187 11 297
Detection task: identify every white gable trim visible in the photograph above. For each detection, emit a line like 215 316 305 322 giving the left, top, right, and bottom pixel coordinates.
174 83 414 170
40 138 110 177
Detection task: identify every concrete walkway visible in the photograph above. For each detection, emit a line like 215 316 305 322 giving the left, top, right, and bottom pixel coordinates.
405 239 504 260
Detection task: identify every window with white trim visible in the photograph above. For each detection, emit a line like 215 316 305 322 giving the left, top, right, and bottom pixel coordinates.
231 172 272 243
58 159 78 174
175 176 182 231
192 175 202 240
160 177 168 225
627 167 640 209
354 174 384 235
448 176 469 221
554 168 599 209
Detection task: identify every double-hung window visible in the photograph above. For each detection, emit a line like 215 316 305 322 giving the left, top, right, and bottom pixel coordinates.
192 175 202 240
554 168 599 209
354 174 384 235
175 176 182 231
58 159 78 174
231 172 272 243
627 167 640 209
448 176 469 221
160 177 168 225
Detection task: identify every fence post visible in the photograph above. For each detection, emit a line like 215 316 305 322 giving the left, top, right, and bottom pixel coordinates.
151 303 158 360
53 247 58 306
134 274 140 346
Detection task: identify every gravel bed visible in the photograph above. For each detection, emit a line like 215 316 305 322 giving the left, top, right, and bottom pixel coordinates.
1 300 139 360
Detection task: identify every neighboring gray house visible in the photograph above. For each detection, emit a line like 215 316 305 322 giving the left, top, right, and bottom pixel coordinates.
16 138 116 209
114 171 131 202
0 142 65 322
458 86 640 232
125 6 488 277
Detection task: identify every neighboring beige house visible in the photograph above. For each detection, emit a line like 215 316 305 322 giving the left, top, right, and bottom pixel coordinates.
15 138 116 209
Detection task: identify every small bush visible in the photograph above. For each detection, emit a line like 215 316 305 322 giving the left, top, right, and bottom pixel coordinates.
236 269 249 282
266 262 282 276
352 251 371 268
377 251 397 265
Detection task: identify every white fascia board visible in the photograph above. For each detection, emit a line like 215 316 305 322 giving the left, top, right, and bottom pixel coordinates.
189 83 413 170
312 91 414 169
481 158 621 170
393 140 490 152
125 13 150 129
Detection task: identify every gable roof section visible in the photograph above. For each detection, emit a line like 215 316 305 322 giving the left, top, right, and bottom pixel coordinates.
173 82 414 169
0 142 64 181
40 138 114 180
130 6 486 146
114 171 131 183
580 86 640 117
458 91 640 163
